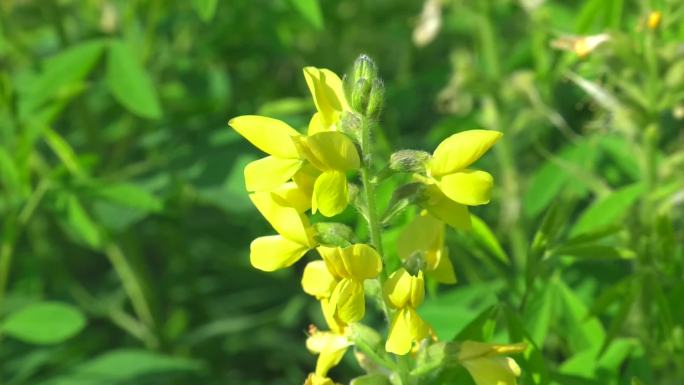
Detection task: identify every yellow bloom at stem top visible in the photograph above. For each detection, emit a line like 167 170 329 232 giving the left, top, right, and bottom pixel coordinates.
397 210 456 284
312 244 383 324
383 268 431 355
417 129 502 230
248 184 317 271
229 66 360 217
458 341 527 385
303 67 351 135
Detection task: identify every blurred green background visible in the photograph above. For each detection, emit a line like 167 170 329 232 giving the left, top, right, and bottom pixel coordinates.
1 0 683 384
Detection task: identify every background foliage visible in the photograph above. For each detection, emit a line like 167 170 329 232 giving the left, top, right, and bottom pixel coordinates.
1 0 683 384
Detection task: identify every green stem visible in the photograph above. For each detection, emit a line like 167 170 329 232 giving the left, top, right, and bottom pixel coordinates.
359 119 414 384
104 243 156 343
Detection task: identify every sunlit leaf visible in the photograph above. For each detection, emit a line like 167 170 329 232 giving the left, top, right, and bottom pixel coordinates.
106 40 162 119
2 302 86 345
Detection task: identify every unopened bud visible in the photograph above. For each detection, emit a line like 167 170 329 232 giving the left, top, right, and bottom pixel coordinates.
351 78 371 114
366 79 384 119
389 150 431 173
340 111 363 142
313 222 356 247
352 54 378 83
403 251 427 276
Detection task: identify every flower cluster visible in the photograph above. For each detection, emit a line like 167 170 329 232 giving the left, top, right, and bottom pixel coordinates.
229 55 524 385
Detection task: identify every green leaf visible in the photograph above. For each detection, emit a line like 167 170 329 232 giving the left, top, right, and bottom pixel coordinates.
552 244 635 260
89 182 163 213
38 349 201 385
0 146 25 198
106 40 162 119
43 127 84 177
288 0 324 30
65 195 102 248
419 281 501 340
570 183 644 236
524 141 593 217
192 0 218 22
470 214 509 264
2 302 86 345
19 40 105 117
555 279 606 352
350 374 392 385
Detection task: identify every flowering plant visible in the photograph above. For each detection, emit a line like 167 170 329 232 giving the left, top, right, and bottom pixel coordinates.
229 55 525 385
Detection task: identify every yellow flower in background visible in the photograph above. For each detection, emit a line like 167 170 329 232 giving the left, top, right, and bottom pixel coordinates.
550 34 610 58
314 244 383 324
383 268 430 355
397 210 456 284
647 11 662 30
304 327 352 385
229 115 361 217
458 341 526 385
248 188 317 271
303 67 350 135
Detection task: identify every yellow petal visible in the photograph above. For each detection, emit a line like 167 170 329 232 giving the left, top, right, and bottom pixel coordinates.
461 356 521 385
438 170 494 206
229 115 301 158
308 112 327 135
244 156 303 192
423 185 472 230
410 271 425 307
312 170 349 217
397 211 442 261
340 244 383 280
250 191 314 247
430 130 502 177
384 268 425 309
301 131 360 171
303 67 349 127
330 278 365 323
459 341 527 360
429 247 457 284
385 308 429 355
317 246 345 278
304 373 340 385
271 182 311 213
302 261 337 299
250 235 309 271
320 298 347 334
293 164 321 196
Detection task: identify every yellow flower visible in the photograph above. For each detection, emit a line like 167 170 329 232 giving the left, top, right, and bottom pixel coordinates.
647 11 662 30
397 210 456 284
313 244 383 324
229 115 361 217
304 327 352 385
248 187 317 271
458 341 527 385
303 67 350 135
383 268 430 355
415 130 501 229
301 260 347 333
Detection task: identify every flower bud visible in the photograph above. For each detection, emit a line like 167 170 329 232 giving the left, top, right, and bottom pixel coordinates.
389 150 431 173
365 79 384 119
352 54 378 84
351 78 371 114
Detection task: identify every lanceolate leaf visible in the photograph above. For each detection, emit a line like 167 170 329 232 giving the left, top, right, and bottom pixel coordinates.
106 40 162 119
570 183 644 236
